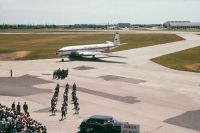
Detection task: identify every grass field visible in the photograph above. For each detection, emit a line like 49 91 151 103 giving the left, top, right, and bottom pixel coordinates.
0 34 184 60
152 46 200 73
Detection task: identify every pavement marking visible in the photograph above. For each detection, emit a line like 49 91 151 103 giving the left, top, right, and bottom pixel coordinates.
73 65 95 70
75 86 140 104
42 73 52 75
34 107 61 113
164 110 200 131
0 74 53 96
98 75 146 84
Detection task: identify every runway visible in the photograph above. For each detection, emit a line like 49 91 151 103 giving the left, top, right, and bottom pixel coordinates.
0 31 200 133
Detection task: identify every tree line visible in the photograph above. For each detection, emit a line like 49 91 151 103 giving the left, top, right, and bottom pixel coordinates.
0 24 108 29
0 24 162 29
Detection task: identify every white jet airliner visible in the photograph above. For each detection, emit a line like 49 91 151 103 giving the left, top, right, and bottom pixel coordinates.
57 32 124 62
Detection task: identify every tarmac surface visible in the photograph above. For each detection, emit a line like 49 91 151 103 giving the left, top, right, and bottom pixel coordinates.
0 31 200 133
0 74 52 96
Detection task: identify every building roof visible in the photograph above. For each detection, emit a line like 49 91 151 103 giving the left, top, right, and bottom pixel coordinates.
167 22 200 27
171 22 200 27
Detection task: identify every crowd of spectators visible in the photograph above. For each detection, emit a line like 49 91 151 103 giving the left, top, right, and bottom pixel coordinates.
0 103 47 133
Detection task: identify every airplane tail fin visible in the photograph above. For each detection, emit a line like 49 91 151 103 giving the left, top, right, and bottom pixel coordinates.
113 32 120 45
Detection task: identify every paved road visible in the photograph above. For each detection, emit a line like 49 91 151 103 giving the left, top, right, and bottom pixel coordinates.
105 32 200 65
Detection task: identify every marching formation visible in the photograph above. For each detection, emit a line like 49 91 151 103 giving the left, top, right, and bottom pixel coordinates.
50 83 80 120
61 83 69 120
53 68 69 80
50 84 60 115
71 83 80 114
0 103 47 133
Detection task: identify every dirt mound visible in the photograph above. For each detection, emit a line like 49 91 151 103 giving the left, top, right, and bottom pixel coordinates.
0 51 30 60
185 63 200 72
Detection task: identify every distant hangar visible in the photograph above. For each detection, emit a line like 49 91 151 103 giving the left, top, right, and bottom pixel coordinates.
163 21 200 29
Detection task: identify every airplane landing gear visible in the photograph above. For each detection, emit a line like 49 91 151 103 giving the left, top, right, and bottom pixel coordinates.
61 58 64 62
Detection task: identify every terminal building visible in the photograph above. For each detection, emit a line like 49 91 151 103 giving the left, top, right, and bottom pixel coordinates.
163 21 200 29
117 23 131 29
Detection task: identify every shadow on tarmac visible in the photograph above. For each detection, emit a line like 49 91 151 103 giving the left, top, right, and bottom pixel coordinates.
57 56 126 64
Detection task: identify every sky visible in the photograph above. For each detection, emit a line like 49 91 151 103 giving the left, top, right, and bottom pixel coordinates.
0 0 200 25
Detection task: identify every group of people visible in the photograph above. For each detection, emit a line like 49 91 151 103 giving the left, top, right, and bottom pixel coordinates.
11 102 29 116
53 68 69 80
71 83 80 114
61 83 69 120
50 84 60 115
50 83 80 120
0 103 47 133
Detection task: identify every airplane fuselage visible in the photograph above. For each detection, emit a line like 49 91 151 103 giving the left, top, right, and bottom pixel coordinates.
57 43 116 57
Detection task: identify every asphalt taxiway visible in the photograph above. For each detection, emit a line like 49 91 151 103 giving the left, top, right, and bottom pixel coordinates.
0 31 200 133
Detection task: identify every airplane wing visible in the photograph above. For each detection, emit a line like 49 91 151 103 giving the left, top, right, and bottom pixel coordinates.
75 51 107 56
75 51 126 58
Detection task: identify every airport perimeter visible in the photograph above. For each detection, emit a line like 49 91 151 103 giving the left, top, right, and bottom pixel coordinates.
0 31 200 133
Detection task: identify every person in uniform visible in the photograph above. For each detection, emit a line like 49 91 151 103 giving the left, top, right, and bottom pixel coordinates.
65 83 69 93
10 69 13 77
61 105 66 120
72 83 76 91
66 69 69 77
23 102 28 115
55 83 60 93
57 68 61 79
16 102 21 114
51 102 56 115
11 102 15 111
63 92 68 102
74 102 80 114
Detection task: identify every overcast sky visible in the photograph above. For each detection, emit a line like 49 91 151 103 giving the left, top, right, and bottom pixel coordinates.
0 0 199 24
